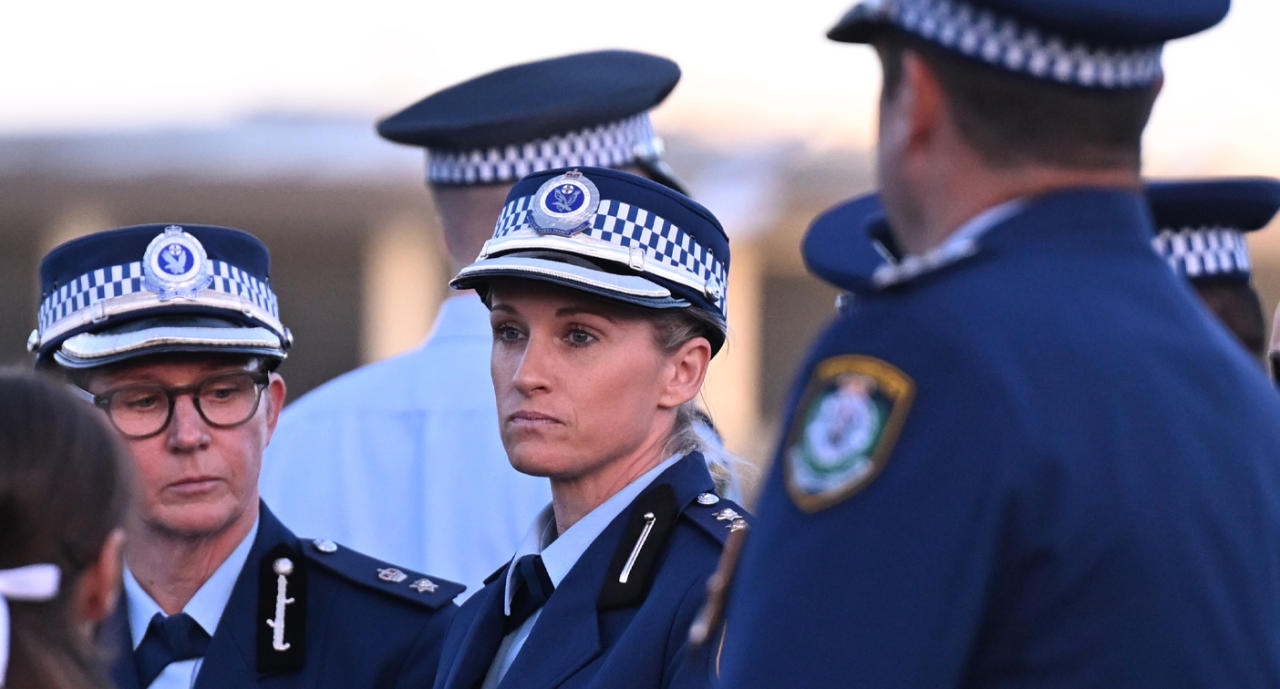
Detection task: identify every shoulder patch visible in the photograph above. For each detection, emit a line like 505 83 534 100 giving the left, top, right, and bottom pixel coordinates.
298 538 464 609
784 354 914 513
681 494 750 544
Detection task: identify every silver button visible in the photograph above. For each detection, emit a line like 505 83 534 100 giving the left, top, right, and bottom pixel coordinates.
313 538 338 554
696 492 720 506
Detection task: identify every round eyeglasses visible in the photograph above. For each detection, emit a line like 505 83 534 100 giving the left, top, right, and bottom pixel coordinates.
83 371 270 439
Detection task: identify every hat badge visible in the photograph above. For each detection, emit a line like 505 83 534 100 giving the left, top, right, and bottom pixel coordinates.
530 170 600 237
142 225 212 301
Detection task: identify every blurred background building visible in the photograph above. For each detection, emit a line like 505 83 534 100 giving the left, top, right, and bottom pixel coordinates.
3 0 1277 474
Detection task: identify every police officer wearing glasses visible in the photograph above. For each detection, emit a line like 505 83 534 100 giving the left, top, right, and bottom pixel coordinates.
28 223 462 689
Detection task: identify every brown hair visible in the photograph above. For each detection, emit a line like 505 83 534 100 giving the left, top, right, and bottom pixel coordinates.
877 29 1159 171
0 369 132 689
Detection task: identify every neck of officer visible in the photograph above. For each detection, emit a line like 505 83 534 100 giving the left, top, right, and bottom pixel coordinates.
430 183 513 276
885 97 1143 255
549 424 671 536
125 500 259 615
893 161 1142 256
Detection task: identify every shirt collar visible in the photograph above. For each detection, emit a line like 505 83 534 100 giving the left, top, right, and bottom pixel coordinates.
871 197 1028 289
502 453 684 614
123 517 260 648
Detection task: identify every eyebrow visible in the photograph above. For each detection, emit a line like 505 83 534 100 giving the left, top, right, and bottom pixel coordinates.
555 306 618 323
99 364 253 387
489 302 619 323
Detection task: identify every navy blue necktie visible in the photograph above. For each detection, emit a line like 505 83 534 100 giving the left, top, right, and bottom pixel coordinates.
134 612 211 688
504 554 554 633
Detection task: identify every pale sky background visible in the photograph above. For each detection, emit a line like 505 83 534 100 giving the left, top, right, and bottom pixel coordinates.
4 0 1276 179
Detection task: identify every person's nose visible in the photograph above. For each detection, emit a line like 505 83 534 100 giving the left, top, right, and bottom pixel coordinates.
166 393 211 452
511 335 553 396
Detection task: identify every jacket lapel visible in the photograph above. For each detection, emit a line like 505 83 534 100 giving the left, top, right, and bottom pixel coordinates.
192 502 295 689
495 558 603 689
496 453 714 689
437 577 511 689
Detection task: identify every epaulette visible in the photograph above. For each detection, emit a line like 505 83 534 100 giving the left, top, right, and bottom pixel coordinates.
680 491 750 545
298 537 464 610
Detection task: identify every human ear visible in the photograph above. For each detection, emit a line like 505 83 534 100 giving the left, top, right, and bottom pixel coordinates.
263 373 287 436
75 527 126 626
902 51 944 152
658 337 712 409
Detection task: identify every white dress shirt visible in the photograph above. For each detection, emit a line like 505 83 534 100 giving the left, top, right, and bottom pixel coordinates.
124 518 259 689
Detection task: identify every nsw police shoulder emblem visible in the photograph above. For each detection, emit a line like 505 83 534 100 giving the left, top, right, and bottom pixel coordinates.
784 355 914 513
529 170 600 236
142 225 212 300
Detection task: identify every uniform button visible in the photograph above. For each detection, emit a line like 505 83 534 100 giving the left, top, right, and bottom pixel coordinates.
697 492 720 506
313 538 338 553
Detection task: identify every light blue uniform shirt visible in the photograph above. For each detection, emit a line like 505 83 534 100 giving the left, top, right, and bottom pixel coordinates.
260 295 552 600
123 518 259 689
479 453 684 689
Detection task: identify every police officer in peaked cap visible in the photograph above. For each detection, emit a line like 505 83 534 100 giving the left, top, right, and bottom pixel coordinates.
1146 177 1280 362
717 0 1280 686
260 50 742 600
28 223 462 689
433 165 747 689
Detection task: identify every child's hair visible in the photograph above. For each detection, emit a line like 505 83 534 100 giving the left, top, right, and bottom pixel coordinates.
0 368 133 689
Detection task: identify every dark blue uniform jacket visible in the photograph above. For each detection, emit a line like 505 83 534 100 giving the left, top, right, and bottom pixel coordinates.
719 189 1280 688
104 502 461 689
434 452 745 689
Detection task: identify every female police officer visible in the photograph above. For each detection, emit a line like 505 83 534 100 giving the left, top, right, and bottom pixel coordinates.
432 166 747 689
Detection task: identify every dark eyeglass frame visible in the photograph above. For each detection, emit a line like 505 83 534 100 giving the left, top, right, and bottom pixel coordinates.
80 370 270 439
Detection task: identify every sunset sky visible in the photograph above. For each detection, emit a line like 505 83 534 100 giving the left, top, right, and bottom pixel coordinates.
5 0 1276 179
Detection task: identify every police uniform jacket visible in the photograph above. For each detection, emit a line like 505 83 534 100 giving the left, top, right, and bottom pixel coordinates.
719 189 1280 688
433 452 745 689
103 502 461 689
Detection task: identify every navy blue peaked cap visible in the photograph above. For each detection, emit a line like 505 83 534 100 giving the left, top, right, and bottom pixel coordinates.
30 223 290 369
1147 177 1280 283
377 50 684 190
451 166 730 353
803 193 894 292
829 0 1229 89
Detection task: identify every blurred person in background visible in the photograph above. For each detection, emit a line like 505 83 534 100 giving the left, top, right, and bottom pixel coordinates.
27 223 460 689
0 369 130 689
262 50 741 600
434 166 747 689
717 0 1280 686
1146 177 1280 362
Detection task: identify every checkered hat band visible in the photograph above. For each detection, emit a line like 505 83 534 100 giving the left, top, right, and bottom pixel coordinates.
38 259 280 334
1152 227 1251 279
853 0 1163 88
489 195 729 314
426 114 661 185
